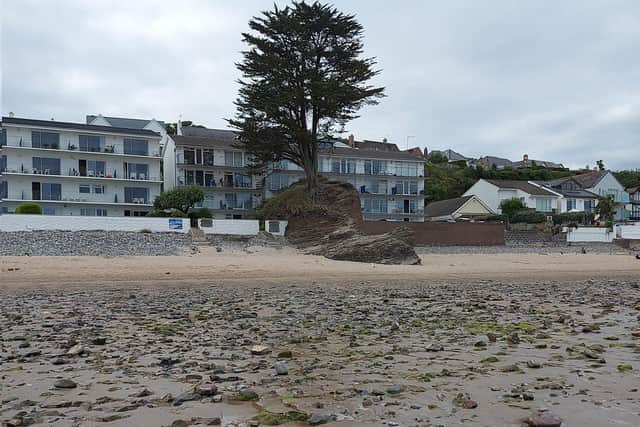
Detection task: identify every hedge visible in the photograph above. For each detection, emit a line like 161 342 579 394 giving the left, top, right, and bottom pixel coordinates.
510 209 546 224
15 202 43 214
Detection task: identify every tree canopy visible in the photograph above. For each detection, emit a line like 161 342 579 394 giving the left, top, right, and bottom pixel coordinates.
153 186 204 215
229 1 384 190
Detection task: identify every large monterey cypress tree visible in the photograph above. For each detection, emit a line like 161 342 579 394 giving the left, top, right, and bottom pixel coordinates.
229 1 384 192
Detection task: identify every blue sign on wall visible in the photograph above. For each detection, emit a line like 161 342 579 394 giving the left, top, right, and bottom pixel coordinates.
168 218 183 230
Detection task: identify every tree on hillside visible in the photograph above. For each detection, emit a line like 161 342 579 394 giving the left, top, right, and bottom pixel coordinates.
153 186 204 215
228 1 385 192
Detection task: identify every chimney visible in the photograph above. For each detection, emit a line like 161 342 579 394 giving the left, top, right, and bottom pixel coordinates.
348 134 355 147
523 153 529 161
8 112 14 118
177 118 183 136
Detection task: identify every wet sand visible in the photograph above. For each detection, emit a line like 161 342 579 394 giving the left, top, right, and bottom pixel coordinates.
1 246 639 289
1 249 639 426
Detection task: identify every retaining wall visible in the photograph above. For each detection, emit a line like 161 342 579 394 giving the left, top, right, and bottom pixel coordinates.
361 221 505 246
0 214 190 233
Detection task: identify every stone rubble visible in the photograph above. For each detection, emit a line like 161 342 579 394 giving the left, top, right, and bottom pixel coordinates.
1 280 639 426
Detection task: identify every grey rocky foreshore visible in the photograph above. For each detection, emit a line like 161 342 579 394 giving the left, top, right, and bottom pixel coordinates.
0 231 193 256
1 280 639 426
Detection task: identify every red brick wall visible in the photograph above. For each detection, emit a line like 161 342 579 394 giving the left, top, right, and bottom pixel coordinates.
361 221 505 246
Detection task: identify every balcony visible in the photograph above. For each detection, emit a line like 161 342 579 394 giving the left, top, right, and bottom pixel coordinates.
3 138 161 158
214 200 254 210
358 185 424 196
1 168 161 183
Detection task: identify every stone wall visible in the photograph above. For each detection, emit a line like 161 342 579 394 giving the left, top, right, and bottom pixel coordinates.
0 231 192 256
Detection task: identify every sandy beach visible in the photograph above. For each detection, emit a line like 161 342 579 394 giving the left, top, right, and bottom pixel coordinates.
1 246 639 289
2 249 639 427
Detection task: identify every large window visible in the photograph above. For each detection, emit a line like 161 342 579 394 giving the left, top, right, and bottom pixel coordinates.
269 174 289 191
79 135 103 152
566 199 577 211
32 131 60 149
0 129 6 147
224 151 244 167
32 157 61 175
535 198 553 212
123 139 148 156
203 149 214 166
368 180 388 194
0 181 7 199
362 198 388 213
125 162 149 180
34 182 62 201
395 162 419 177
364 160 387 175
124 187 149 204
79 159 106 177
0 155 6 172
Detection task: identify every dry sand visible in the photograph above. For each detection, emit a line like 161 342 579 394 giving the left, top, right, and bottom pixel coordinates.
1 246 639 289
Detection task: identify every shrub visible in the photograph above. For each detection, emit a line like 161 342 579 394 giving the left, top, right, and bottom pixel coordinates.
146 209 187 218
153 186 204 215
483 214 507 222
510 209 546 224
499 198 526 220
553 212 594 225
140 228 153 234
188 207 213 219
15 202 42 214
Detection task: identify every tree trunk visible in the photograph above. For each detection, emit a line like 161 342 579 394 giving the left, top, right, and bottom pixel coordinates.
301 157 319 196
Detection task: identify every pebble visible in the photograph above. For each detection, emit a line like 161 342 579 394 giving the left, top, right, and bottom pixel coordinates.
53 379 77 389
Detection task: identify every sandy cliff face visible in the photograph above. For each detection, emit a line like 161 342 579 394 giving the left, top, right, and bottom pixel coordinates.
278 180 420 265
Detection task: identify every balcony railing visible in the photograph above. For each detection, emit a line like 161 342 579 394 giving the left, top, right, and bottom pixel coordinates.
358 185 423 196
2 168 160 182
4 139 161 157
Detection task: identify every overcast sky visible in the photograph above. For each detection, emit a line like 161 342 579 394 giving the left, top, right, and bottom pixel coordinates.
2 0 639 170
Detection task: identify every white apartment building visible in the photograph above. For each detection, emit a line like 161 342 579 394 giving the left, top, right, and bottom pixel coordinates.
0 116 163 216
164 126 426 221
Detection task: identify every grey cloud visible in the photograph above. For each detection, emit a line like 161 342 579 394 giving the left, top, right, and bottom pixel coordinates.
2 0 639 169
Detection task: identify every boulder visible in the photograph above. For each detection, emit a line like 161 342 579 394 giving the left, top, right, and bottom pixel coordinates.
272 179 420 265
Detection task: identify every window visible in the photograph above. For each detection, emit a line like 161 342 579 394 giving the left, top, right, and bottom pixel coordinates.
0 181 7 199
97 209 107 217
183 148 195 164
224 151 243 167
195 170 204 186
79 135 103 152
205 172 215 187
123 139 148 156
369 180 388 194
40 183 62 201
566 199 577 211
395 162 419 177
184 170 195 185
331 159 341 173
32 131 60 149
396 199 417 214
203 149 214 166
342 158 356 174
0 129 6 147
535 198 553 212
233 173 251 188
80 208 95 216
79 185 91 194
363 198 388 213
125 162 149 180
32 157 61 175
43 207 56 215
124 210 148 217
364 160 387 175
93 185 105 194
79 160 106 177
269 174 288 191
1 155 7 172
124 187 149 204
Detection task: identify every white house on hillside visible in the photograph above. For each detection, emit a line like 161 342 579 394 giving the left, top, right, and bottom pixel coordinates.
463 179 560 214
